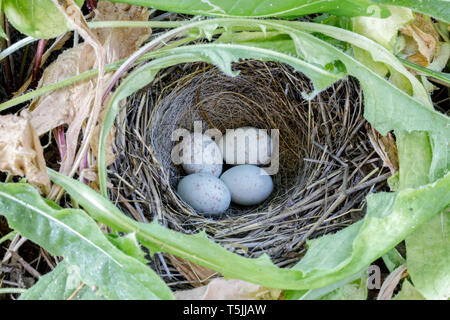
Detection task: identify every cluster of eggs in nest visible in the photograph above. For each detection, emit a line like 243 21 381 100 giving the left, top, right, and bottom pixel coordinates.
175 127 274 215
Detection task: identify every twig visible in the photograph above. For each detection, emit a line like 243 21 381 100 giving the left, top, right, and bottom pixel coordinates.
8 251 41 279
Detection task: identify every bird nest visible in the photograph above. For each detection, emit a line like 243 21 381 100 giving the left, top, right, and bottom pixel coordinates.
110 60 389 287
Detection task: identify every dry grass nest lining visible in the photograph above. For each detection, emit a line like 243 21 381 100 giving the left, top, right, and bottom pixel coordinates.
111 60 389 274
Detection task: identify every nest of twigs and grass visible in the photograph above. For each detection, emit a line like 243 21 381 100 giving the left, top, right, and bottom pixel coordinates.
110 60 390 289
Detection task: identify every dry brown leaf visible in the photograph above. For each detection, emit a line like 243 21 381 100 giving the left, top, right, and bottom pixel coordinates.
28 2 151 178
367 125 399 174
13 32 73 98
92 2 152 62
405 52 429 67
377 264 408 300
29 45 97 176
175 278 282 300
0 113 50 193
168 255 219 287
400 14 440 66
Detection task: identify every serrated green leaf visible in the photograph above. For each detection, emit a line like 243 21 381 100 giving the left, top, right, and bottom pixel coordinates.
48 168 450 291
352 6 414 78
353 6 414 50
369 0 450 24
107 233 148 264
0 182 174 300
84 18 450 295
107 0 449 23
406 213 450 300
2 0 84 39
287 173 450 293
107 0 390 19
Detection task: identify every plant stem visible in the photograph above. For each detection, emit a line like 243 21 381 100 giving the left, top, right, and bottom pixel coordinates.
86 0 98 11
399 57 450 85
0 13 13 94
0 37 37 62
31 40 47 89
0 231 17 245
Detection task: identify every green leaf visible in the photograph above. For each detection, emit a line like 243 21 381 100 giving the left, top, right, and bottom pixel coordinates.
352 6 414 77
91 18 450 293
106 233 148 264
2 0 84 39
48 168 450 291
406 213 450 300
108 0 450 23
353 6 414 50
287 173 450 292
396 131 433 189
319 277 367 300
382 248 406 272
20 261 106 300
369 0 450 24
288 21 448 185
285 270 366 300
0 0 7 39
0 182 174 300
107 0 390 18
392 280 425 300
400 56 450 86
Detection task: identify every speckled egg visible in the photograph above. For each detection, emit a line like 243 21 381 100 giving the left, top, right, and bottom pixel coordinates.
180 133 223 177
177 173 231 215
217 127 271 165
220 165 273 206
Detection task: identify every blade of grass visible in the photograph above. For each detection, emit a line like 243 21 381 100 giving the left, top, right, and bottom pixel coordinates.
399 57 450 85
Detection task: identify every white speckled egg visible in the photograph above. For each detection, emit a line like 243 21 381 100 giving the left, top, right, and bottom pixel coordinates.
217 127 271 165
220 165 273 206
181 133 223 177
177 173 231 215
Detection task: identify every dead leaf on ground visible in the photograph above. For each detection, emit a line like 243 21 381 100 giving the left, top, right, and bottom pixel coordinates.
92 3 152 62
0 113 50 194
400 14 440 67
168 254 219 287
28 2 151 178
175 278 282 300
367 125 399 175
377 264 408 300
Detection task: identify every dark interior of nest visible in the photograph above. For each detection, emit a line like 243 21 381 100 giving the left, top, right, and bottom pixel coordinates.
110 60 390 287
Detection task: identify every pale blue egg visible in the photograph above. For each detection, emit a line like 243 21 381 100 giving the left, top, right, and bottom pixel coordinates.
181 134 223 177
177 173 231 215
220 165 273 206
